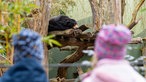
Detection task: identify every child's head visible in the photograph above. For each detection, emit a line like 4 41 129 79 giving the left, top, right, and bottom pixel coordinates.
12 29 44 63
94 24 131 60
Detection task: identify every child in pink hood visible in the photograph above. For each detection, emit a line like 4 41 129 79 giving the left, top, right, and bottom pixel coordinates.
81 24 146 82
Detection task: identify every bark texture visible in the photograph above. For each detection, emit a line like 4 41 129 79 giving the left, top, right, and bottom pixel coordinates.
26 0 52 75
89 0 122 31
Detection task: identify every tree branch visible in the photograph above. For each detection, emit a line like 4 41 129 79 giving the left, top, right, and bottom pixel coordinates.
127 0 145 29
57 45 88 78
128 17 142 29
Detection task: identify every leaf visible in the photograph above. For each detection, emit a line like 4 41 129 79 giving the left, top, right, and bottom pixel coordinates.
47 34 56 39
43 35 62 47
0 0 38 63
42 34 55 41
49 39 62 47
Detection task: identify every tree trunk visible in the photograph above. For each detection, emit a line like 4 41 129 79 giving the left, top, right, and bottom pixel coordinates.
89 0 122 31
89 0 100 31
99 0 122 25
121 0 126 23
26 0 51 76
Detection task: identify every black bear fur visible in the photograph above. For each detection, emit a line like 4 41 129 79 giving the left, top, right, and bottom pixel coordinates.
48 15 77 32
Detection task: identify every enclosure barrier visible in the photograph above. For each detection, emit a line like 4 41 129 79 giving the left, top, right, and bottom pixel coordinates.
0 37 146 80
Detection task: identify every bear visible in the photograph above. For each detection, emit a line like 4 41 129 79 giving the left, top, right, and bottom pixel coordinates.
48 15 78 32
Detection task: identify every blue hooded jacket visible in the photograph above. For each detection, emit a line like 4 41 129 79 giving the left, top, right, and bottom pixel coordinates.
0 58 48 82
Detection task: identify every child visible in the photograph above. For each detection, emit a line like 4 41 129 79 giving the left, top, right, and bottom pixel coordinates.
0 29 48 82
81 24 146 82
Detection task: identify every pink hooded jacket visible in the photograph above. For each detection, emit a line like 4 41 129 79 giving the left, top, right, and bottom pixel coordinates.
81 24 146 82
82 59 146 82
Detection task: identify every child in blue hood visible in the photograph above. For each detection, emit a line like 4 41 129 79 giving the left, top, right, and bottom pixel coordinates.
0 29 49 82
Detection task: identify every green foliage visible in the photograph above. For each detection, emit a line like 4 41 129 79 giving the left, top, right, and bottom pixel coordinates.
50 0 76 17
0 44 5 56
0 0 37 60
0 0 37 37
43 35 62 47
0 0 62 62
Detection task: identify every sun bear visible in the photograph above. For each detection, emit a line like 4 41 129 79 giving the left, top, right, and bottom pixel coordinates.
48 15 78 32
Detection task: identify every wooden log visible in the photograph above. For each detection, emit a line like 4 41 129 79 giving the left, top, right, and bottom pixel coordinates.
48 28 82 37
